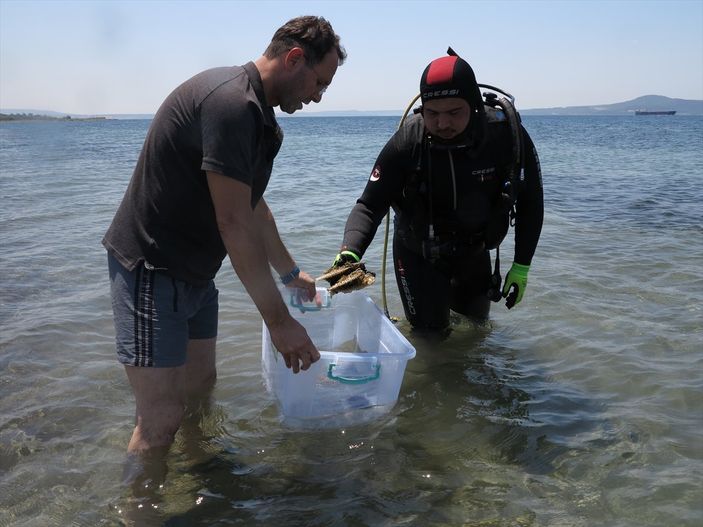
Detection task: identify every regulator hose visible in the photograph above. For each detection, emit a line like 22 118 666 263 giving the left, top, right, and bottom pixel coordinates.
381 93 421 320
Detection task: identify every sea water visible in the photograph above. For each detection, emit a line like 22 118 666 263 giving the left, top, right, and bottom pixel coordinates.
1 114 701 526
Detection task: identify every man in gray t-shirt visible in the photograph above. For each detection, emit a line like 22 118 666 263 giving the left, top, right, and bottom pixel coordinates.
103 16 346 455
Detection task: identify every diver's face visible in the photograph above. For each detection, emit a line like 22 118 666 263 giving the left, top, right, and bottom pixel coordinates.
422 98 471 139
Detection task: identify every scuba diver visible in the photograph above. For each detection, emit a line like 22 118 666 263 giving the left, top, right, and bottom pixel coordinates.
329 52 544 329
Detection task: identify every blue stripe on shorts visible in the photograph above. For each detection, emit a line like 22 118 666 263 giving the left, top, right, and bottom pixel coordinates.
133 264 154 366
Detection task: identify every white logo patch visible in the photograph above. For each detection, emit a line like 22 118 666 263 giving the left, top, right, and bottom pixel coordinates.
369 166 381 182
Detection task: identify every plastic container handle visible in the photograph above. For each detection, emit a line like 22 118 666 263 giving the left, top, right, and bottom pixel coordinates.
289 289 331 312
327 364 381 384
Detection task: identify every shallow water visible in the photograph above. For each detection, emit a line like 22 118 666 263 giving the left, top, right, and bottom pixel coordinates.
1 115 702 526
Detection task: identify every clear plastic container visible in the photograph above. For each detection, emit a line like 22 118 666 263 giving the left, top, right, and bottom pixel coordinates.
262 290 416 428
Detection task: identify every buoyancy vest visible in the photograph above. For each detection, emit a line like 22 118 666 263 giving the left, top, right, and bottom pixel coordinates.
394 100 522 259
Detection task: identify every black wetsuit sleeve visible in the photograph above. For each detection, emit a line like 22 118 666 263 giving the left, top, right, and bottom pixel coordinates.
513 127 544 266
341 132 410 257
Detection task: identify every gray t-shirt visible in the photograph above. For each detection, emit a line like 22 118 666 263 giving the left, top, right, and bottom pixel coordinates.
103 62 283 285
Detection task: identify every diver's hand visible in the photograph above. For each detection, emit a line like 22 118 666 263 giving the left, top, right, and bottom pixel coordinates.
317 250 361 287
502 263 530 309
332 250 360 267
318 250 374 294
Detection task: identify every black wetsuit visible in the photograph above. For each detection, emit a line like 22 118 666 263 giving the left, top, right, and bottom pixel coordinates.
341 107 544 328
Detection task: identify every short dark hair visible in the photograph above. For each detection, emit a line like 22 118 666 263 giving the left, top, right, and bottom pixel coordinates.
264 16 346 66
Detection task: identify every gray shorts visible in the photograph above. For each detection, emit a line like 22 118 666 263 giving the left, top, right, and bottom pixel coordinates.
108 252 218 367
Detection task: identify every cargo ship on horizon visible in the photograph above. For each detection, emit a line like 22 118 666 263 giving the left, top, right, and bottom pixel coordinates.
635 110 676 115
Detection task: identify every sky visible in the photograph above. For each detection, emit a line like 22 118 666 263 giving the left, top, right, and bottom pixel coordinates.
1 0 702 115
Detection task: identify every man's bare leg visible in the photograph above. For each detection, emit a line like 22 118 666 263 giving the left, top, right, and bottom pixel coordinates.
120 338 218 522
120 364 187 523
124 365 187 453
123 337 217 454
184 337 217 400
179 338 219 464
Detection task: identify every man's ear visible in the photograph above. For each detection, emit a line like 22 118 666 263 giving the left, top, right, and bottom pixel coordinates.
283 47 305 71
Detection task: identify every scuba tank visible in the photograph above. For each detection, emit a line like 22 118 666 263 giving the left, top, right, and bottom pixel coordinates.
478 84 524 302
480 85 525 222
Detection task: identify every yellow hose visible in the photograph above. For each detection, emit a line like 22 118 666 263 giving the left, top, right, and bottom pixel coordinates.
381 93 421 320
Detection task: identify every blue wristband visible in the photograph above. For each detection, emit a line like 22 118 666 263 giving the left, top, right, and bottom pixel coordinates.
279 265 300 285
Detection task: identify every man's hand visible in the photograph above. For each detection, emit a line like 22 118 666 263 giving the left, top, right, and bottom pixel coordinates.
285 269 316 301
268 316 320 373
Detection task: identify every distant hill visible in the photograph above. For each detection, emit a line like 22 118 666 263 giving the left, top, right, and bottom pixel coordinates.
520 95 703 116
0 109 153 120
0 109 70 118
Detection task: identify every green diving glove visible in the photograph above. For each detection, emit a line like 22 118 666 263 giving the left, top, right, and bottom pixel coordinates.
502 263 530 309
317 250 366 289
333 250 360 267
